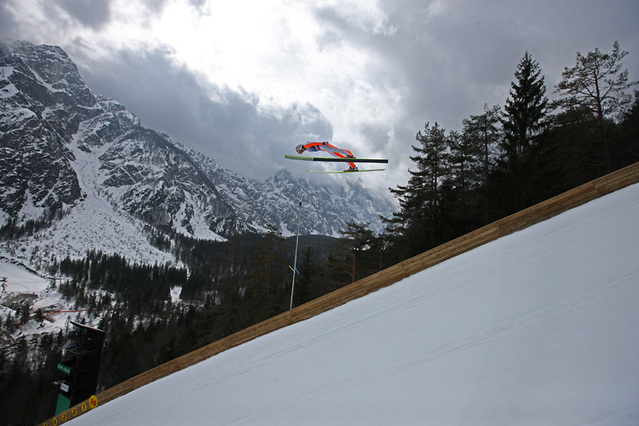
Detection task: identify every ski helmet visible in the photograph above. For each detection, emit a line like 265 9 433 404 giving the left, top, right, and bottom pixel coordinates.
295 144 305 154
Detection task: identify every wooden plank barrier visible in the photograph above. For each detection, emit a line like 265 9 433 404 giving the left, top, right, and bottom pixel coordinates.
40 162 639 425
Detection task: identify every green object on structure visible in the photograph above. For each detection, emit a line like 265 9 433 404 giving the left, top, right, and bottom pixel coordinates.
55 394 71 415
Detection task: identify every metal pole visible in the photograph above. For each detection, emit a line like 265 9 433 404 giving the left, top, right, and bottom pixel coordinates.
290 201 302 310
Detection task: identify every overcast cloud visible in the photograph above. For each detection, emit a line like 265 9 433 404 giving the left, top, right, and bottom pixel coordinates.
1 0 638 198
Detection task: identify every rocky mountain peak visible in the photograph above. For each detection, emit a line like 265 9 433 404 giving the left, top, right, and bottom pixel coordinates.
0 41 393 270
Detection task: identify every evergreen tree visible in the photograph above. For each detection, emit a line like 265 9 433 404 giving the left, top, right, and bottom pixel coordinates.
386 122 450 257
617 92 639 167
338 222 376 283
322 234 357 288
242 224 288 324
462 104 501 223
495 52 552 214
295 246 317 305
20 302 31 324
442 129 484 236
547 106 603 188
502 52 549 163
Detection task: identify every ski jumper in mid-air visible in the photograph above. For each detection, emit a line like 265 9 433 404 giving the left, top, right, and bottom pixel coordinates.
296 142 358 171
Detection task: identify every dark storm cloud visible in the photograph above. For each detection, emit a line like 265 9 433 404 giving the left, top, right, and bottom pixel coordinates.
0 0 171 43
0 0 23 40
312 5 378 49
0 0 112 38
329 0 639 134
57 0 113 30
77 47 333 180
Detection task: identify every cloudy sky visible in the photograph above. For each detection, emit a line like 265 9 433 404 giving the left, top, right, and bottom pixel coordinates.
1 0 638 198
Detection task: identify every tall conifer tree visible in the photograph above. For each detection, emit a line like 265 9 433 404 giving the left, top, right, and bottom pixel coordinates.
243 224 287 322
497 52 551 212
462 104 501 223
386 122 449 257
502 52 549 163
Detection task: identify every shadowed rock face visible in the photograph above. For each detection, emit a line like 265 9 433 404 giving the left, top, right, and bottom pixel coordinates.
1 43 83 218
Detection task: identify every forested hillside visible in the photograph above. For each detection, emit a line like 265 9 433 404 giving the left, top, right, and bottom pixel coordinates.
384 43 639 261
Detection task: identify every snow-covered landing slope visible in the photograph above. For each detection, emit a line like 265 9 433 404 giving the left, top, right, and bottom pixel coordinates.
72 183 639 425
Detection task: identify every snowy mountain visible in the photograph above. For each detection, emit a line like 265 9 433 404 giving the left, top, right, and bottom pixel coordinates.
68 180 639 425
0 41 393 270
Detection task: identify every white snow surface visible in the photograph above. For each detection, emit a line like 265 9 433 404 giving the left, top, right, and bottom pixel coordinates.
0 259 49 293
0 258 91 342
72 184 639 425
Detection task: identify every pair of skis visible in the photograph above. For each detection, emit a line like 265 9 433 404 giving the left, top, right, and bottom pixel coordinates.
284 155 387 174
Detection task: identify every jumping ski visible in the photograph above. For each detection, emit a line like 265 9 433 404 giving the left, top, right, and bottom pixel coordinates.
306 168 386 174
285 155 388 164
